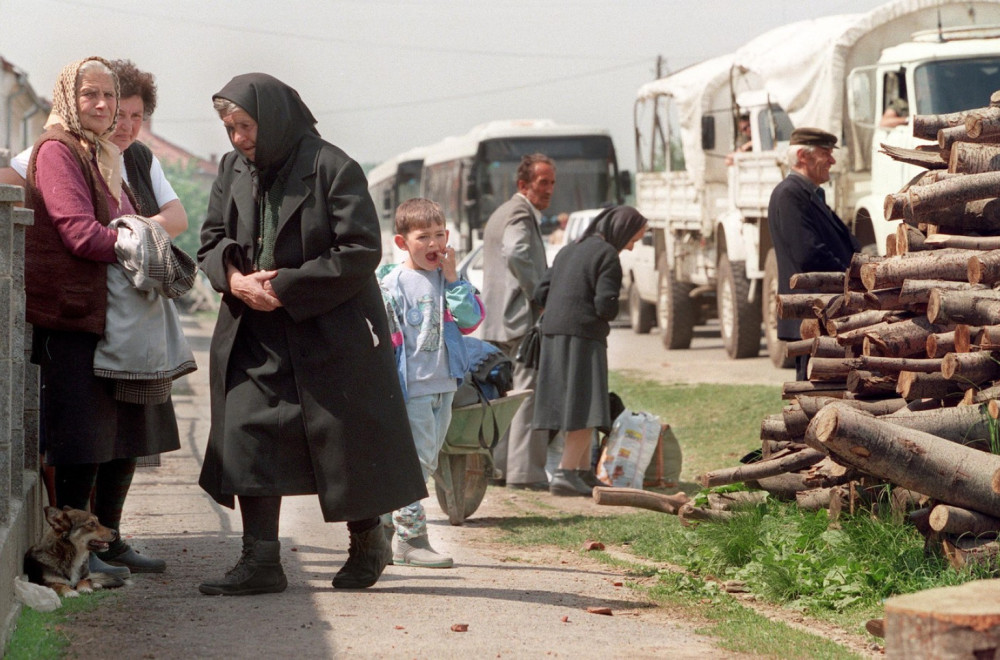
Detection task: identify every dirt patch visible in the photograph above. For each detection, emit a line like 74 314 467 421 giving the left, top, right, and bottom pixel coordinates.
460 487 884 659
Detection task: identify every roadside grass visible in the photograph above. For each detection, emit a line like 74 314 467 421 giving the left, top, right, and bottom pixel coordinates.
4 589 116 659
490 375 996 656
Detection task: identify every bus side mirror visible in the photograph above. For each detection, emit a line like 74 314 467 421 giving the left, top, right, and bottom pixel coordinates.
619 170 632 197
701 116 716 150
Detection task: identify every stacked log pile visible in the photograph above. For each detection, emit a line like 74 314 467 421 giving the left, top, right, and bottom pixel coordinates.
596 91 1000 568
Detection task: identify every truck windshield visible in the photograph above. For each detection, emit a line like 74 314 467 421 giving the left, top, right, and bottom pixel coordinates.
477 136 620 227
914 57 1000 115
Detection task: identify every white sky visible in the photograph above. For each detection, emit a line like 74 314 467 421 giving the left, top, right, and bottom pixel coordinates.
0 0 912 169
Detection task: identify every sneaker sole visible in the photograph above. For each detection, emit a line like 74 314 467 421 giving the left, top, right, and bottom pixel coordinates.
392 556 454 568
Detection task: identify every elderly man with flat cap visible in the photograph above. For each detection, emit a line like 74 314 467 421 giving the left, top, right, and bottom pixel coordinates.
768 127 860 380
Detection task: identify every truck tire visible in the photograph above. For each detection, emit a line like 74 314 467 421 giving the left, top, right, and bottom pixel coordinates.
763 249 795 369
717 256 762 359
657 255 695 350
628 282 656 334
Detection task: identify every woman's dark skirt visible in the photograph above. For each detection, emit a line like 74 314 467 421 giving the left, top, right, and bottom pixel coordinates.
532 333 610 433
33 327 180 465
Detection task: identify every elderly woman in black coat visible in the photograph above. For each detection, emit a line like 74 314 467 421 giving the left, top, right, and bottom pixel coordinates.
197 73 426 595
533 206 648 497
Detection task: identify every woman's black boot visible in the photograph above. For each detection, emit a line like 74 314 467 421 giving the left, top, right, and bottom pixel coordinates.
333 524 392 589
199 535 287 596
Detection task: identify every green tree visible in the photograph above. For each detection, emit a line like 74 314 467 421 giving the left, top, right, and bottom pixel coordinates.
161 160 212 259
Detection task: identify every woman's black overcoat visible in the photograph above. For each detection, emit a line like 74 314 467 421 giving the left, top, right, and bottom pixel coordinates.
198 134 427 521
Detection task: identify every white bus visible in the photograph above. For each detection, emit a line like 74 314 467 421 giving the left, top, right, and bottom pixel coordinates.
369 119 629 260
367 146 427 264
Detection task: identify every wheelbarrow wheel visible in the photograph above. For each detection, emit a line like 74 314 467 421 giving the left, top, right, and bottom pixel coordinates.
433 453 489 525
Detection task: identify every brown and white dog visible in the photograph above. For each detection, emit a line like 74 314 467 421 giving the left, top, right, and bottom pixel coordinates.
24 506 124 596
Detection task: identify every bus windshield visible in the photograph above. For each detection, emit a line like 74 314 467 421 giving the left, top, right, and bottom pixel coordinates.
914 57 1000 115
476 136 620 228
396 159 423 205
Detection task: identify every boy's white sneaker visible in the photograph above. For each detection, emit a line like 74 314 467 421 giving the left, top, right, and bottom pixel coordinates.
393 535 454 568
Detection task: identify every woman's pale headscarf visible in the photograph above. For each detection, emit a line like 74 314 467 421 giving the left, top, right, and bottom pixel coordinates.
45 57 123 203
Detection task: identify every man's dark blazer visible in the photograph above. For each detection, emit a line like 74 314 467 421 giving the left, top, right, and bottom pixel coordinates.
767 172 859 340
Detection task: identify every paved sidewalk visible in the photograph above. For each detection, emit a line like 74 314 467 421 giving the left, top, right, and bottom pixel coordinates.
53 315 728 659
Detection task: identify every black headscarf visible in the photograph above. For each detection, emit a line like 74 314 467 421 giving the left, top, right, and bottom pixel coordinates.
213 73 319 174
579 205 648 252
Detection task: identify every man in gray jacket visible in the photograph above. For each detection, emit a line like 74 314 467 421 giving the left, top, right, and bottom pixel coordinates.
481 153 555 489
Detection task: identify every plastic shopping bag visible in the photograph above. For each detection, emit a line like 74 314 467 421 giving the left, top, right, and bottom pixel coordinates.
596 410 662 489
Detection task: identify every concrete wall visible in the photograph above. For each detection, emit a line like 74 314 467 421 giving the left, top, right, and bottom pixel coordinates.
0 148 43 651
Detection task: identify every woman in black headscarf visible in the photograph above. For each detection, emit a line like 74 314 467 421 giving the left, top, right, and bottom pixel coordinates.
532 206 648 497
197 73 426 596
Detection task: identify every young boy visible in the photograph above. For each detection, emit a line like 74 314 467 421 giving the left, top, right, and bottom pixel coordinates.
378 198 484 568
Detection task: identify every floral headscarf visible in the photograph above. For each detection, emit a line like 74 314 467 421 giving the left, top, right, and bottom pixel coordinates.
44 56 123 202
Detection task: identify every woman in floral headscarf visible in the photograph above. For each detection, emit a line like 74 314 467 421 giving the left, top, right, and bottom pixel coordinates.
24 57 179 577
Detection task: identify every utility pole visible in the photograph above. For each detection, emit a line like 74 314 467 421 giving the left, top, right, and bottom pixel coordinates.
655 55 665 79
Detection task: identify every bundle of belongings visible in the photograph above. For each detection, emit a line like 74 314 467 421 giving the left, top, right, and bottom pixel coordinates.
92 215 197 404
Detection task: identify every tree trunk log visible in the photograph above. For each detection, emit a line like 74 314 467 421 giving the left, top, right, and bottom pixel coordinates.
763 439 796 459
909 171 1000 214
928 288 1000 325
760 414 792 442
777 294 833 320
898 279 985 307
929 504 1000 536
861 252 973 291
850 355 944 374
591 487 690 514
964 101 1000 138
806 358 853 381
782 380 847 399
799 318 822 340
811 403 1000 517
796 486 847 511
864 318 948 358
941 350 1000 383
676 503 734 525
697 448 825 488
926 330 957 358
925 234 1000 251
884 580 1000 658
847 252 884 280
797 395 908 418
895 224 929 254
789 272 845 293
847 370 900 396
782 404 810 437
838 322 892 348
968 249 1000 285
746 473 811 500
896 371 967 401
914 109 977 139
812 336 847 358
826 310 910 337
707 491 769 511
914 197 1000 233
820 292 872 320
883 401 994 447
963 382 1000 405
973 325 1000 349
783 338 813 358
944 138 1000 173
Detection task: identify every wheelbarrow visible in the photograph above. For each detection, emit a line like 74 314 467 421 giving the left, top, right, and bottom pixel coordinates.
433 389 530 525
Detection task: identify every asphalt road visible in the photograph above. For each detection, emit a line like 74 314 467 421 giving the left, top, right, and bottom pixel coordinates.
606 320 790 387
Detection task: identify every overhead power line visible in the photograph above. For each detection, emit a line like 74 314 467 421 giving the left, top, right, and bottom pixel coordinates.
45 0 628 61
155 57 650 125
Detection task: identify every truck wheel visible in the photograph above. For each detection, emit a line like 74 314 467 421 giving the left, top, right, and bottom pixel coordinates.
628 283 655 334
763 249 795 369
717 256 762 359
657 255 695 350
